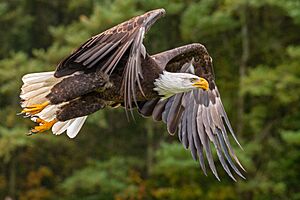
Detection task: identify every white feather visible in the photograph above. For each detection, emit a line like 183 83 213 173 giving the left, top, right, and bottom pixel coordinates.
21 94 49 108
21 80 56 94
20 71 65 109
21 83 46 93
66 116 88 138
52 119 75 135
21 71 87 138
154 71 200 98
37 105 58 121
22 72 56 84
20 86 51 100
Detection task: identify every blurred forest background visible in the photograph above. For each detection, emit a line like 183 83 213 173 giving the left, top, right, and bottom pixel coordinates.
0 0 299 199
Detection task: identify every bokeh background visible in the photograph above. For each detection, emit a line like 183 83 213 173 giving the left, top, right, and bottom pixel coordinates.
0 0 299 199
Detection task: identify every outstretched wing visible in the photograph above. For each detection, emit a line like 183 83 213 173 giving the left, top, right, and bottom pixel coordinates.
139 44 245 180
55 9 165 111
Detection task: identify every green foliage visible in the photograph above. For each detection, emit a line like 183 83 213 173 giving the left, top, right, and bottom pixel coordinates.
148 142 241 200
0 125 31 163
281 130 300 145
61 157 141 200
181 1 239 40
0 0 299 199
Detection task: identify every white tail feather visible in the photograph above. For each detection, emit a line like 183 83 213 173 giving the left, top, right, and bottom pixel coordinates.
37 105 60 121
20 87 51 100
21 94 48 108
66 116 88 138
22 82 48 93
20 71 87 138
20 71 63 108
52 120 75 135
22 72 56 84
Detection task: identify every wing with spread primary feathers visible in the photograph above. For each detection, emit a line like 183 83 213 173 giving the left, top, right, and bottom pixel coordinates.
139 44 245 180
55 9 165 111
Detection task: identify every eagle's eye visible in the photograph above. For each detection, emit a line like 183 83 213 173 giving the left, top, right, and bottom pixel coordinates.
189 78 198 82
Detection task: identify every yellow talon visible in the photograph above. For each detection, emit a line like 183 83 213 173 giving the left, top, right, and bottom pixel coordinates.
35 118 47 124
22 101 50 115
30 118 58 134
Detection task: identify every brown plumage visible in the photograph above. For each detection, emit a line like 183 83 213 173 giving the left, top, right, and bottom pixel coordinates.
19 8 245 180
55 9 165 112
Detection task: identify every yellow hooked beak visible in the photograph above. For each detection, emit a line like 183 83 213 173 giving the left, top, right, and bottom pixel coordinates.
192 77 209 91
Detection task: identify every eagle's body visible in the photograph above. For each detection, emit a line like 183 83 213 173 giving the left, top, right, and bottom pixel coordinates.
46 53 161 120
20 9 245 180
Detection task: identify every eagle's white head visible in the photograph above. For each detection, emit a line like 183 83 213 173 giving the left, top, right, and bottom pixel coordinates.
154 71 209 99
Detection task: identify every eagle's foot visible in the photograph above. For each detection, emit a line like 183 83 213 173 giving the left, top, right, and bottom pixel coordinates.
28 118 57 135
21 101 50 115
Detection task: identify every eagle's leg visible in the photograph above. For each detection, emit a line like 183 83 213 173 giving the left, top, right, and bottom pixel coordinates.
27 93 106 135
28 118 58 135
21 101 50 115
47 71 111 104
56 92 107 121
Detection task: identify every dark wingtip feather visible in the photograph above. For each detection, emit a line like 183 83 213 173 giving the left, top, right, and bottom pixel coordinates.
216 129 245 179
221 115 243 150
152 99 167 121
139 98 160 117
166 94 184 135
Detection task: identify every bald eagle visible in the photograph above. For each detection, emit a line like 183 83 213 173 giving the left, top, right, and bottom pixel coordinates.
19 9 245 180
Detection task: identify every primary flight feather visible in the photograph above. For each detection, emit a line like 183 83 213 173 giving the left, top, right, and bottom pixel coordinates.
19 9 245 180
